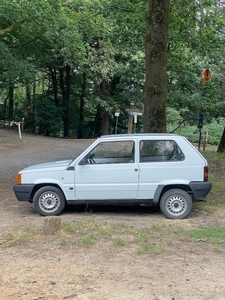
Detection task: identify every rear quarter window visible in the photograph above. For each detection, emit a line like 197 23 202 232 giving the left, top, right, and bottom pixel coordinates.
140 140 185 162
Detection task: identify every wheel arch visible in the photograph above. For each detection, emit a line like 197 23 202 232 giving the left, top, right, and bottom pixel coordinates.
153 184 192 204
30 183 65 201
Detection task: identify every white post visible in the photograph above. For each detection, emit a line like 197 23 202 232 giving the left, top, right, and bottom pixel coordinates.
18 122 22 140
115 112 120 134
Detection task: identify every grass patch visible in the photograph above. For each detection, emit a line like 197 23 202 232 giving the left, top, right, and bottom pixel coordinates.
61 222 75 233
59 221 175 251
189 227 225 244
212 247 222 253
77 233 98 246
196 151 225 215
59 237 67 245
5 228 37 247
133 231 149 243
60 220 225 255
4 219 225 257
137 242 167 254
113 237 126 246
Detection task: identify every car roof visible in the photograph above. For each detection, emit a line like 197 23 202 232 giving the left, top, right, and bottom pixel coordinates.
101 133 180 139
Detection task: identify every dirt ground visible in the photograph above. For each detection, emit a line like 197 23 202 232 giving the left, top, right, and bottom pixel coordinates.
0 128 225 300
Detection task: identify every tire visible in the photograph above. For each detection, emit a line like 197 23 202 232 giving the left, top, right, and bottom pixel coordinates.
159 189 193 219
33 186 66 216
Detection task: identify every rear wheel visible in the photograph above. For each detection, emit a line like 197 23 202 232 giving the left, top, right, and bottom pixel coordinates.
159 189 192 219
33 186 65 216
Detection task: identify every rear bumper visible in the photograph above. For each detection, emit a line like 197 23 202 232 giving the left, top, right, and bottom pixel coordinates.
13 184 35 201
189 181 212 200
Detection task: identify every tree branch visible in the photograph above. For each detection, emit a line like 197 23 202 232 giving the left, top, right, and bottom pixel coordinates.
11 35 43 48
0 12 28 36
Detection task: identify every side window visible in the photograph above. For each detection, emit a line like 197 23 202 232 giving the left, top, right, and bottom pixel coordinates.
140 140 184 162
87 141 134 164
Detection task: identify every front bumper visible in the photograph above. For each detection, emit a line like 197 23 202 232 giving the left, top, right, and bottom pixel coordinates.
189 181 212 200
13 184 35 201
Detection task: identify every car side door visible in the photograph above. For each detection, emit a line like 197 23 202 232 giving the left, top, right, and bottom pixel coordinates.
74 139 139 200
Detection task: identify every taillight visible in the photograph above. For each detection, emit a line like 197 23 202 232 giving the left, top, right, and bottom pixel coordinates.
204 166 208 182
16 174 22 184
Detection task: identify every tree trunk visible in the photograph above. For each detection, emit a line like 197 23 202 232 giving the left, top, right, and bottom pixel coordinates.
8 82 14 120
99 80 109 135
25 81 31 107
93 38 109 136
101 112 109 135
50 67 58 105
59 65 71 137
77 72 86 139
41 217 61 235
3 97 7 120
143 0 170 133
93 105 101 138
217 127 225 153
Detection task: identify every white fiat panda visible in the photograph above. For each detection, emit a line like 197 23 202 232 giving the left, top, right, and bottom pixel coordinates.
13 134 212 219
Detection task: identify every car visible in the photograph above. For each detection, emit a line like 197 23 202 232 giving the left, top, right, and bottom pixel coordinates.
13 133 212 219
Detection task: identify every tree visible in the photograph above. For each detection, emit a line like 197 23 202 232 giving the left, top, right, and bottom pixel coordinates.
0 12 28 36
167 0 225 150
218 128 225 152
143 0 170 133
1 0 225 143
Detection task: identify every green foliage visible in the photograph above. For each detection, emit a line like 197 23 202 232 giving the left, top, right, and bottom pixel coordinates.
0 0 225 141
204 119 225 145
34 96 62 136
168 0 225 128
167 106 225 145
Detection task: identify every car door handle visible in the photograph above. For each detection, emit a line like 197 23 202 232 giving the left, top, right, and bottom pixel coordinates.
134 168 138 171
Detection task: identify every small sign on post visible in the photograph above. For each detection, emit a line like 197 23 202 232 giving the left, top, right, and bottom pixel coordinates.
202 69 211 84
125 102 143 133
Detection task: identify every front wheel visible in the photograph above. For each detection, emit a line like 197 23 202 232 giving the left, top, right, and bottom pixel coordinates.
33 186 66 216
159 189 192 219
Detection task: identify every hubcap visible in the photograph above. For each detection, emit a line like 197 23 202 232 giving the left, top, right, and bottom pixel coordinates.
166 195 187 216
39 191 60 213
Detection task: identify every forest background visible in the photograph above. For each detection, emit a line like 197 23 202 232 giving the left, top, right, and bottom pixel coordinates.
0 0 225 149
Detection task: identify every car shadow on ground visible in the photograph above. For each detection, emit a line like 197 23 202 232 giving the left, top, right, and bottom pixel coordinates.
63 203 161 216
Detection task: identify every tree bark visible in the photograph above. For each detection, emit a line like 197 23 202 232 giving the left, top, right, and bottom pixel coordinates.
217 127 225 153
59 65 71 137
77 72 86 139
50 67 58 105
93 105 102 138
101 112 109 135
143 0 170 133
8 82 14 120
41 217 61 235
25 81 31 107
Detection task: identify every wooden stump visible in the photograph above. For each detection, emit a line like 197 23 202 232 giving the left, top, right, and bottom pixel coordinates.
41 217 61 235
